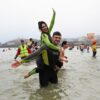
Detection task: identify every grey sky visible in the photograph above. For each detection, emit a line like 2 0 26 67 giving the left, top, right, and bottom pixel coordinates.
0 0 100 43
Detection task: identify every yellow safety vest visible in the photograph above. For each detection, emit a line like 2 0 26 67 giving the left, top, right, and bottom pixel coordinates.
19 45 29 57
91 44 97 52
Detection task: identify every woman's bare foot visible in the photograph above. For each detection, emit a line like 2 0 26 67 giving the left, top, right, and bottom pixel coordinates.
24 73 30 79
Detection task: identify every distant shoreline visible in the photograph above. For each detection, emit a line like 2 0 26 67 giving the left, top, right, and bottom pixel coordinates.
0 46 18 48
0 45 100 48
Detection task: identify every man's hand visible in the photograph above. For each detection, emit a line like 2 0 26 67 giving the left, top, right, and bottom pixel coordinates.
54 65 60 71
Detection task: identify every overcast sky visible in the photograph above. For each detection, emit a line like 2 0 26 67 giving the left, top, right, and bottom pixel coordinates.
0 0 100 43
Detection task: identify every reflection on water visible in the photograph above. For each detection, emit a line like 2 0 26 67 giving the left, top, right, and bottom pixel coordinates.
0 48 100 100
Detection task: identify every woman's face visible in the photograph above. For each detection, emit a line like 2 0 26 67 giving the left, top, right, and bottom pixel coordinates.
41 23 48 33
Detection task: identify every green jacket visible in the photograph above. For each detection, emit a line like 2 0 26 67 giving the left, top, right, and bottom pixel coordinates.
41 9 60 51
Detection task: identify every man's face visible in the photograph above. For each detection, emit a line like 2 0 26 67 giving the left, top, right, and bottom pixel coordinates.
21 42 25 45
64 44 68 49
52 35 61 45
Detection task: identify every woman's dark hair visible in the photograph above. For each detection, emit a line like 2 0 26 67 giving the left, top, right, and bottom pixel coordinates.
62 41 67 46
29 38 33 41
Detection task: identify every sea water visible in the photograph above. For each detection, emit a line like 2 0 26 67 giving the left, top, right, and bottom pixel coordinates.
0 47 100 100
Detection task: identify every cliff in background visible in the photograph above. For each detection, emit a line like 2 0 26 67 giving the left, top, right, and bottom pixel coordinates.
0 38 39 48
0 35 100 48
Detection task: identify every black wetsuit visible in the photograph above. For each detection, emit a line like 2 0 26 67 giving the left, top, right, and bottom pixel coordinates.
36 46 61 87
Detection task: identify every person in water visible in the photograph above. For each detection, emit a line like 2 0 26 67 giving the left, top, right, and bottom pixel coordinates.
55 41 68 70
91 40 97 57
59 41 68 62
27 38 34 49
35 32 62 87
14 40 31 60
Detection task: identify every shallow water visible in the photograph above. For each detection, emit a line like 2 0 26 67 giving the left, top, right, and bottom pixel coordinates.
0 47 100 100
